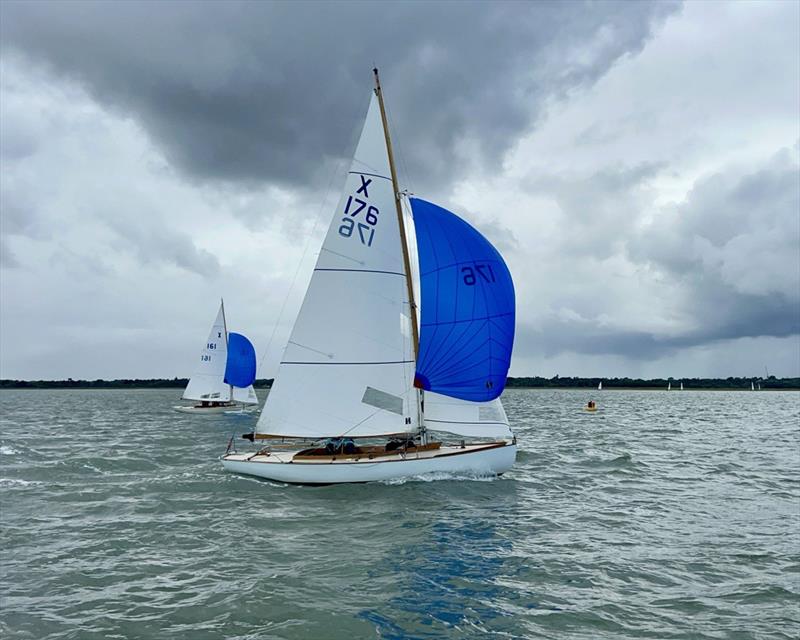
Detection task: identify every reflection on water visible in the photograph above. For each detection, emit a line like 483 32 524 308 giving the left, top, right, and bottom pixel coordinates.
360 488 518 638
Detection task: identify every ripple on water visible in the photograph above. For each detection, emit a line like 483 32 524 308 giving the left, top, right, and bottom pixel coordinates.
1 388 799 639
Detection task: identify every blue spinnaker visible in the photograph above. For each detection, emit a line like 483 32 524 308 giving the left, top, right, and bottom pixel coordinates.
224 333 257 388
410 198 515 402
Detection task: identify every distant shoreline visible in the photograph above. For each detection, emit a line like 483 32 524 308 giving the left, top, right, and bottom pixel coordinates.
2 377 798 390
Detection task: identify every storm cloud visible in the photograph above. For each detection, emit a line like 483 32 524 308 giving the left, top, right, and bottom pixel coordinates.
0 0 678 192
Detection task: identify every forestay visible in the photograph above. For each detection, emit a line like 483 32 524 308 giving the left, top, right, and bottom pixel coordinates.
410 198 515 402
183 303 231 402
256 93 417 439
224 333 259 405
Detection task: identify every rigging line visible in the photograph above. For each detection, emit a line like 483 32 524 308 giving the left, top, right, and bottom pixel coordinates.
256 155 350 378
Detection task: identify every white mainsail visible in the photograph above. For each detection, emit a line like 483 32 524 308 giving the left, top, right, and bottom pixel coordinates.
598 381 602 390
183 302 231 402
256 93 417 439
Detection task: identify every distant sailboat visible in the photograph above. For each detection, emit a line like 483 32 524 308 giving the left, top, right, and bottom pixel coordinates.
222 69 517 484
758 382 761 391
680 382 684 391
667 382 671 391
751 381 755 391
174 300 259 414
598 381 602 390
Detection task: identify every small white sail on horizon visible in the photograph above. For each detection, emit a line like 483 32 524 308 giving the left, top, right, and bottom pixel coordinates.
598 381 602 391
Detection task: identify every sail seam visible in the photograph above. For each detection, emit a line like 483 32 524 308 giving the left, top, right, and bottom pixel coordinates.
425 419 508 425
314 268 405 277
421 311 514 328
280 360 414 365
348 171 392 181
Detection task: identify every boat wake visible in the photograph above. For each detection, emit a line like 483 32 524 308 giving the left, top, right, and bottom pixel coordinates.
380 471 503 486
0 478 39 487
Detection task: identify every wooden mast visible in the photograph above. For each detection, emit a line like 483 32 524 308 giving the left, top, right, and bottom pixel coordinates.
373 68 420 360
221 297 231 403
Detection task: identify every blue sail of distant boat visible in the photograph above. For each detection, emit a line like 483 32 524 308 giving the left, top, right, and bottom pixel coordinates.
224 333 257 388
410 198 515 402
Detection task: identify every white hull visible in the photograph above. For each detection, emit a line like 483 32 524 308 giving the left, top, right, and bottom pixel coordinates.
173 404 236 415
221 442 516 485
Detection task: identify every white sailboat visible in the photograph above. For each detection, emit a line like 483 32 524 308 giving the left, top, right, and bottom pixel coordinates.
174 300 259 414
667 381 671 391
680 381 684 391
751 381 755 391
597 381 602 390
222 70 517 484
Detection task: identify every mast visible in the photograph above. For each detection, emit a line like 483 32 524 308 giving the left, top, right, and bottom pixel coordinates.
221 297 231 400
373 68 424 441
220 298 227 338
373 68 420 360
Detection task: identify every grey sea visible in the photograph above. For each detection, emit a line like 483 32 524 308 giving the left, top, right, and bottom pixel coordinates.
1 388 798 639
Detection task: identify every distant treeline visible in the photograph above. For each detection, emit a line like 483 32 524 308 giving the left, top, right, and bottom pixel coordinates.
0 378 276 389
505 376 800 390
1 376 798 390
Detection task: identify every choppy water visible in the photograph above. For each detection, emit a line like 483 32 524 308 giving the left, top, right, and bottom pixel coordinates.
1 388 798 639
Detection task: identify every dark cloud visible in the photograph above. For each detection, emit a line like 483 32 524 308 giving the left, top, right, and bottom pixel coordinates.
629 147 800 343
0 0 678 193
518 146 800 361
518 289 798 361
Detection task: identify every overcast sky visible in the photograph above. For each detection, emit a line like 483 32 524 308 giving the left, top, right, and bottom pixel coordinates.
1 0 798 381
